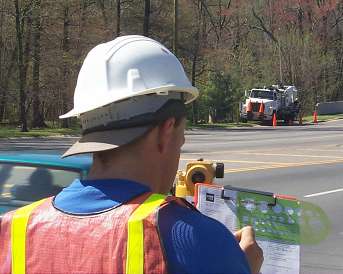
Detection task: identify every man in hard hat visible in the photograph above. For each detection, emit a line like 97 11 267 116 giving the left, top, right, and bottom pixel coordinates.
0 36 263 274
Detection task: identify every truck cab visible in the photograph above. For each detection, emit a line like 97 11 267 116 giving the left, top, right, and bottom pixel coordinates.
240 88 277 122
240 85 299 124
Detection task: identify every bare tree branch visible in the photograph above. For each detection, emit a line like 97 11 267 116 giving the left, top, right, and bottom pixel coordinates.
251 7 278 44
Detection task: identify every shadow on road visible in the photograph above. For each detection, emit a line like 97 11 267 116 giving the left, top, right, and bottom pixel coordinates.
188 125 343 133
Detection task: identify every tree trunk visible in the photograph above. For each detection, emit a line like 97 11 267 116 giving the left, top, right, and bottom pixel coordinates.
14 0 28 132
0 47 17 123
32 0 45 128
61 2 70 128
191 50 198 124
173 0 178 54
23 10 32 92
0 2 4 122
75 0 87 70
98 0 110 39
143 0 150 36
116 0 121 37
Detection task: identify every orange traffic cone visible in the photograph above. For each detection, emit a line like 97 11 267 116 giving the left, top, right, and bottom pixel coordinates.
272 113 277 128
313 111 318 124
246 100 252 112
259 102 265 114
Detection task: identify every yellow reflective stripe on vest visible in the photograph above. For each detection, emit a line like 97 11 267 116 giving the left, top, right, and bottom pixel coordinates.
126 193 166 274
11 199 47 274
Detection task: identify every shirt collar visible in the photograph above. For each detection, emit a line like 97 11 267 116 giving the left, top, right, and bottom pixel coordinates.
53 178 150 215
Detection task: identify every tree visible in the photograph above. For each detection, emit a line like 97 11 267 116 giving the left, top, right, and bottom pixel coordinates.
31 0 46 128
143 0 150 36
60 0 71 128
1 0 343 128
204 71 239 123
116 0 121 36
14 0 31 132
0 0 17 122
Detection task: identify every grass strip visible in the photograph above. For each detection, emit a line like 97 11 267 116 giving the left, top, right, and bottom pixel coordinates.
302 113 343 123
0 127 81 138
1 113 342 138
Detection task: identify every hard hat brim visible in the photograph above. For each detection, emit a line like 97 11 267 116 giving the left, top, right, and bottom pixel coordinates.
61 126 151 158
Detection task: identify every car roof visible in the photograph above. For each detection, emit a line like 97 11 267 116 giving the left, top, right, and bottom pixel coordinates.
0 153 92 171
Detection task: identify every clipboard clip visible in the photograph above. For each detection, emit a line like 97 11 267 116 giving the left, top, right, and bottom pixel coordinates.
221 185 277 207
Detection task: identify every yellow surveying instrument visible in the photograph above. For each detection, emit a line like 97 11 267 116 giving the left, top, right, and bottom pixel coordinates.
174 159 224 199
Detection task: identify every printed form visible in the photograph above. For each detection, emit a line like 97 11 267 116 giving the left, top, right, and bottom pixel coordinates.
195 184 300 274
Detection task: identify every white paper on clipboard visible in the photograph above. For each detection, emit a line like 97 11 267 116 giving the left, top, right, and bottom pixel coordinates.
194 183 300 274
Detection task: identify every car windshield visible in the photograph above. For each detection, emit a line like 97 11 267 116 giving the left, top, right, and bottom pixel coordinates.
250 90 274 100
0 163 81 214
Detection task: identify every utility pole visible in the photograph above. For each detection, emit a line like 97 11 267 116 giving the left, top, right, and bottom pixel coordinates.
173 0 178 55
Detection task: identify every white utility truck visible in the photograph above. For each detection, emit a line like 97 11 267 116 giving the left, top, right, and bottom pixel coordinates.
239 85 300 124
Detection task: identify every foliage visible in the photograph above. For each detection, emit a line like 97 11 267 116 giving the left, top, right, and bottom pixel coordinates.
0 0 343 130
203 71 241 123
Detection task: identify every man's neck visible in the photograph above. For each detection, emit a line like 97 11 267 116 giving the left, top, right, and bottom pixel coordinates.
87 154 165 193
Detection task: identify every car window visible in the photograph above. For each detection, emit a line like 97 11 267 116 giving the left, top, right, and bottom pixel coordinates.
0 163 81 214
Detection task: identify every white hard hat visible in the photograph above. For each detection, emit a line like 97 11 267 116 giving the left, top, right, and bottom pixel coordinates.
60 35 198 119
61 35 198 157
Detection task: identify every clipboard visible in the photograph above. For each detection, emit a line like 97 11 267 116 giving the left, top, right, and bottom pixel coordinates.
194 183 300 274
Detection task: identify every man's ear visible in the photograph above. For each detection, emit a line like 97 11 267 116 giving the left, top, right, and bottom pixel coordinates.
157 117 176 153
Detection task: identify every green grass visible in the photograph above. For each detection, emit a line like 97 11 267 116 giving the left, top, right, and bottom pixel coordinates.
188 113 343 129
301 113 343 123
187 121 256 129
1 113 342 138
0 127 81 138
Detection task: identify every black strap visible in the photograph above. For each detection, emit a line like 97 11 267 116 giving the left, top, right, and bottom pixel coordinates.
82 99 186 135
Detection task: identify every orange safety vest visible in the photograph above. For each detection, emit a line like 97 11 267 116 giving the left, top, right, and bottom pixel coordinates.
0 192 177 274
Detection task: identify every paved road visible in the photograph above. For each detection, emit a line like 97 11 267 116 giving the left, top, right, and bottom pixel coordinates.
181 120 343 274
1 120 343 273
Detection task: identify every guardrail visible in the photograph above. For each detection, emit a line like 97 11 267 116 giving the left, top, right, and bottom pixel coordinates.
317 101 343 115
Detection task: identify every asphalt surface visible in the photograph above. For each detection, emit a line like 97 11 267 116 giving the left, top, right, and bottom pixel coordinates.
1 120 343 273
182 120 343 274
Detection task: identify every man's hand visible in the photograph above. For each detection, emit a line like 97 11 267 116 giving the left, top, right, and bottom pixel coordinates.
234 226 263 274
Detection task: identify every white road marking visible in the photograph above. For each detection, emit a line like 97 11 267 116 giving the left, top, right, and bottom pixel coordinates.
297 148 343 152
237 152 343 159
180 157 343 173
304 188 343 198
182 149 343 159
180 158 290 165
223 159 343 173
